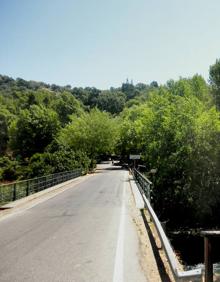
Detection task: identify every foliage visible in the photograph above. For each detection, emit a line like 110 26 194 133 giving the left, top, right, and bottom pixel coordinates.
15 149 91 179
0 157 21 181
51 91 83 125
0 106 11 155
50 149 91 173
58 109 119 162
118 81 220 228
209 59 220 109
9 105 60 158
96 90 126 114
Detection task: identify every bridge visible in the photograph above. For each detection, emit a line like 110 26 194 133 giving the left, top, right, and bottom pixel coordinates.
0 162 207 282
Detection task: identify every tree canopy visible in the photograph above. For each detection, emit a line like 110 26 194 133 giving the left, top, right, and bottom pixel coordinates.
58 109 119 161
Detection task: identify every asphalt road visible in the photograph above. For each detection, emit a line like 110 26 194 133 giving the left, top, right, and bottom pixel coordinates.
0 163 147 282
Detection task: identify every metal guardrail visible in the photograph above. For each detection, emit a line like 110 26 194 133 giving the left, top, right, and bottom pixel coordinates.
133 168 152 201
0 169 82 206
132 168 202 282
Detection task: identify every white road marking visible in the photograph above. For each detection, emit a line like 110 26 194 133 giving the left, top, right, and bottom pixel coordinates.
113 175 126 282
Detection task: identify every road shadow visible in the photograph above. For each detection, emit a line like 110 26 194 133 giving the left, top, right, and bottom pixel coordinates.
140 209 173 282
104 166 126 171
95 165 127 173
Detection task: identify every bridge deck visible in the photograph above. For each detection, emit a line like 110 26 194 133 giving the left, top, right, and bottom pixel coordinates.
0 163 162 282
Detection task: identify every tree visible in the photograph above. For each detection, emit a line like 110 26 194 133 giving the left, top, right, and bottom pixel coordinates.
71 87 89 105
118 82 220 228
0 106 11 155
150 81 159 88
9 105 60 158
121 79 137 100
209 59 220 109
86 87 101 107
167 75 211 105
58 109 119 163
52 91 83 125
96 91 126 114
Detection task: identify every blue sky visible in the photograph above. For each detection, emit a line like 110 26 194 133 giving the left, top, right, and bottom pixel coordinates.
1 0 220 89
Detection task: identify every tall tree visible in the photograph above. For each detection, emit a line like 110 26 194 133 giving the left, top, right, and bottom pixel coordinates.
209 59 220 109
0 106 11 155
9 105 60 158
58 109 119 162
96 91 126 114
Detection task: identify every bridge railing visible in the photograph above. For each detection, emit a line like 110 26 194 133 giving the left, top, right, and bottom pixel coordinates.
0 169 82 206
132 168 202 282
133 168 152 201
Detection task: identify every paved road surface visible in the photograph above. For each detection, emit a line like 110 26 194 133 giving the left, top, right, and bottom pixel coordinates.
0 163 147 282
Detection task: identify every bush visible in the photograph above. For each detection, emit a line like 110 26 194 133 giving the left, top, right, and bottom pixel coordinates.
26 149 91 178
26 153 54 178
0 157 21 181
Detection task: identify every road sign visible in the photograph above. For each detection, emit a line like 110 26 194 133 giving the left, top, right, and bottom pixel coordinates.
129 154 141 160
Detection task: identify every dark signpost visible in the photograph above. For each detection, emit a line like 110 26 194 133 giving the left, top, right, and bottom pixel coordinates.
129 154 141 168
201 231 220 282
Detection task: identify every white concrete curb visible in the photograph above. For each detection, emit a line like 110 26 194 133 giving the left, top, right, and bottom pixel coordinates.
129 178 145 209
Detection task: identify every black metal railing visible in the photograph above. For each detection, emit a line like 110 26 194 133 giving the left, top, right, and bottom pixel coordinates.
133 168 152 201
0 169 82 206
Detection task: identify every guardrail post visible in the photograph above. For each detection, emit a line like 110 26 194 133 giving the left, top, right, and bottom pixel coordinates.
201 230 220 282
26 181 29 196
13 183 17 201
36 177 41 192
43 176 46 189
0 187 2 203
204 236 213 282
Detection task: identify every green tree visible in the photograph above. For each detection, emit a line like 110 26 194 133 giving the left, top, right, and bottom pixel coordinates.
52 91 83 125
209 59 220 109
119 83 220 228
9 105 60 158
96 91 126 114
121 79 138 100
58 109 119 164
0 106 11 155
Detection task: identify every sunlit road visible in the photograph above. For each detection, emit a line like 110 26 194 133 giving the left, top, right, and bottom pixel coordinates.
0 163 147 282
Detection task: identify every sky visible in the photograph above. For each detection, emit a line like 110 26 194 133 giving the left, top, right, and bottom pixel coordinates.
0 0 220 89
